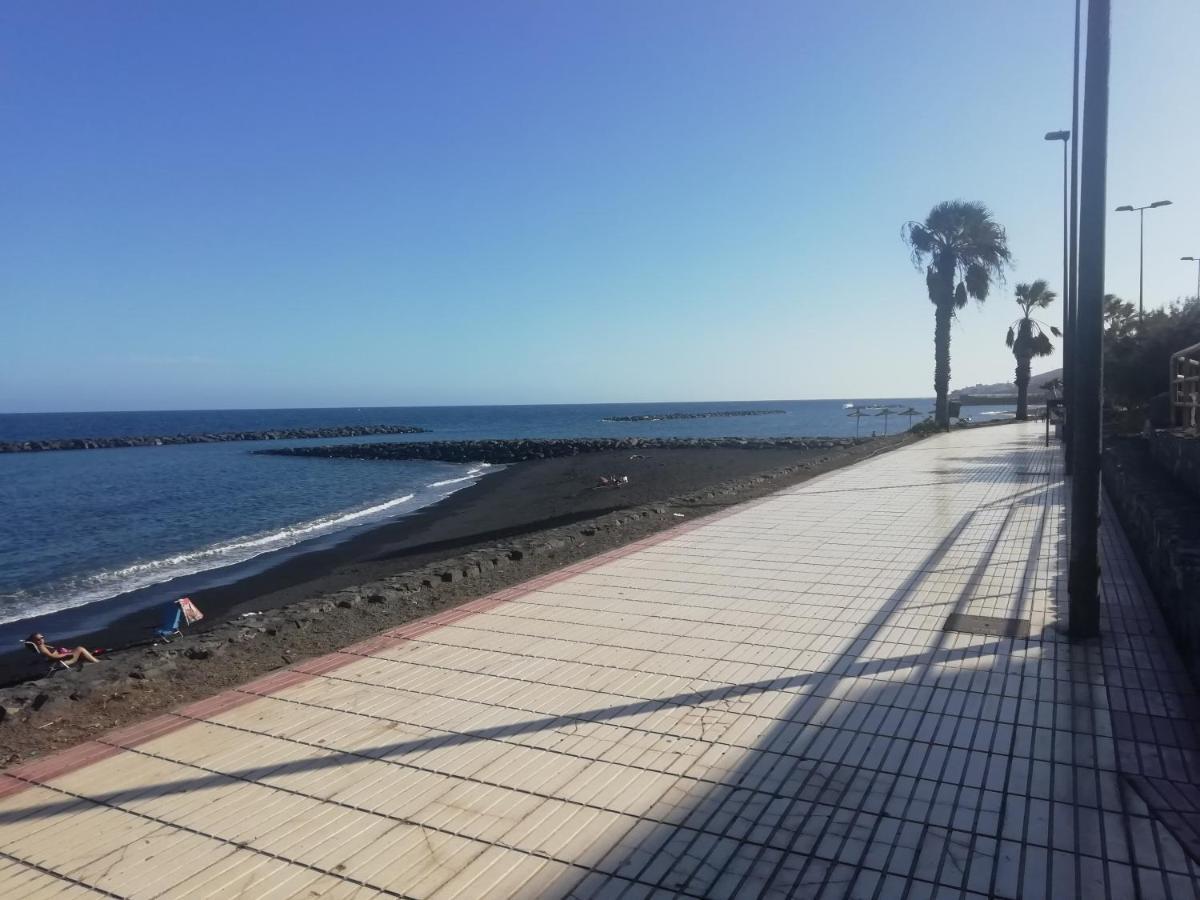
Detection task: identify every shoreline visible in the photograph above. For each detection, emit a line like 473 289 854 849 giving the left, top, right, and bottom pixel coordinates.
0 434 920 765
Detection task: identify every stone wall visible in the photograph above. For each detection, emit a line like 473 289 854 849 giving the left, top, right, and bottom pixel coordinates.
1103 438 1200 686
1149 430 1200 502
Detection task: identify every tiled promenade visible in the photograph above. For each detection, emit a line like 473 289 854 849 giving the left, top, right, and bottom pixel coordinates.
3 423 1199 899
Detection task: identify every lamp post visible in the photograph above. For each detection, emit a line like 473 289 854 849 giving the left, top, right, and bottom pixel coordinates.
1182 256 1200 301
1115 200 1173 319
1045 129 1071 450
1065 0 1082 476
1068 0 1112 640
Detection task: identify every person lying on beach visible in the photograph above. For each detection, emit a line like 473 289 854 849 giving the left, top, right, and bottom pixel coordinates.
26 633 101 666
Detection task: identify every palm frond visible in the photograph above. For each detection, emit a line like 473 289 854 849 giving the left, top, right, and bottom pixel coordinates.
1031 332 1054 357
1005 326 1015 348
964 263 990 301
903 222 936 269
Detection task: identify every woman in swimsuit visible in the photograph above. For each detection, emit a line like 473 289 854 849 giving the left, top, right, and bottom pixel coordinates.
27 633 101 665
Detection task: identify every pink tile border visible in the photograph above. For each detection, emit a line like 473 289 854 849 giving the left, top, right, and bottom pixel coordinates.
0 487 771 798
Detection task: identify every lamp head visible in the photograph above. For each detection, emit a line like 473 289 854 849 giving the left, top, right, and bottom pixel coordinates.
1115 205 1134 212
1044 130 1070 141
1183 256 1198 262
1151 200 1173 208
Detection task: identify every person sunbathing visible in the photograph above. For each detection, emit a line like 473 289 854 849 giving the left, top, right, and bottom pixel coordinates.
26 633 101 666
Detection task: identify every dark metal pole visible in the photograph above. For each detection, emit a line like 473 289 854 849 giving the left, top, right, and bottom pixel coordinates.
1138 208 1145 320
1068 0 1109 639
1062 136 1070 391
1065 0 1082 474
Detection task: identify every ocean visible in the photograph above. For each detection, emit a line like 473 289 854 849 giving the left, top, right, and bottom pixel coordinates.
0 399 1015 641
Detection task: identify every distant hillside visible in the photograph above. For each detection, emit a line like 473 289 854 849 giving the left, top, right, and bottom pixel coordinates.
1031 368 1062 389
951 368 1061 398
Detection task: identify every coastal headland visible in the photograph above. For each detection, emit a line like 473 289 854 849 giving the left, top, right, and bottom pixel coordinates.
0 433 918 765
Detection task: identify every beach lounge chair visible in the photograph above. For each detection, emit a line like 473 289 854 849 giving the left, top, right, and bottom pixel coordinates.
153 597 205 642
21 639 73 676
154 603 184 641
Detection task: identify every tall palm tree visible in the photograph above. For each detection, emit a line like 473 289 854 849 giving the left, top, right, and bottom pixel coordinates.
1006 279 1059 420
1103 293 1136 339
903 201 1012 428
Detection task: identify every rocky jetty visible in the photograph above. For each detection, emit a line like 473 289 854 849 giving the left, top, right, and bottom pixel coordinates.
1 424 430 453
602 409 786 422
258 435 857 465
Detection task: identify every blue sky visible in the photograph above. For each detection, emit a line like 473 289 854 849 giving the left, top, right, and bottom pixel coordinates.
2 1 1198 412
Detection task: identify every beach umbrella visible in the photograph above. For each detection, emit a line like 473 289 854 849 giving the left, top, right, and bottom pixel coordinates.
874 407 898 435
898 407 922 430
846 408 870 438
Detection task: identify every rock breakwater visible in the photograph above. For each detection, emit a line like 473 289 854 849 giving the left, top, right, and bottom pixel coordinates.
601 409 786 422
1 424 430 453
258 436 858 465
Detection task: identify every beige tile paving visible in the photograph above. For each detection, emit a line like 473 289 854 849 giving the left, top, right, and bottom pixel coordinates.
3 422 1199 898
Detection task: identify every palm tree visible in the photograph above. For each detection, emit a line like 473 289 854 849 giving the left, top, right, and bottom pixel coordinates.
1103 293 1136 339
903 201 1012 429
1006 280 1060 420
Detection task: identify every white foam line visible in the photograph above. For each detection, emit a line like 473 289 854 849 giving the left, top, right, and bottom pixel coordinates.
428 474 480 488
0 492 419 625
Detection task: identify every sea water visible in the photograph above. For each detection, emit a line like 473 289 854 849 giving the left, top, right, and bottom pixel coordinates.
0 399 1013 636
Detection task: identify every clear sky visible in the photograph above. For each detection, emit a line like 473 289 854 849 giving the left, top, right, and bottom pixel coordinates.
2 1 1198 412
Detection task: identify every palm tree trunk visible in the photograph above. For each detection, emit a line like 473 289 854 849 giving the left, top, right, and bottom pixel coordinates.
933 304 953 428
1015 354 1032 420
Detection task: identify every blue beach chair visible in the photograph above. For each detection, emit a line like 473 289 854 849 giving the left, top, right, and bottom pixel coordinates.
154 602 185 642
153 597 204 642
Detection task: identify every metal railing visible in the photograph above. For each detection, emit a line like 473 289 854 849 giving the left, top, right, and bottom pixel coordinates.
1170 340 1200 431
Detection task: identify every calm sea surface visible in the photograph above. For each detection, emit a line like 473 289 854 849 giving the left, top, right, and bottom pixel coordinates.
0 400 1016 638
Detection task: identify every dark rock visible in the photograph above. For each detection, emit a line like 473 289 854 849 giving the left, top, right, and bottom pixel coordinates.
601 410 787 423
254 435 838 466
0 424 430 454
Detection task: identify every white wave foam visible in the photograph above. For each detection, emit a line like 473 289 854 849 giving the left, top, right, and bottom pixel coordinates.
429 462 493 487
3 461 504 626
0 492 417 625
428 474 480 488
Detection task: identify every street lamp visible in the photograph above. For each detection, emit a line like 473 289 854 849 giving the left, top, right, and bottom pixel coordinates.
1114 200 1173 318
1183 256 1200 301
1045 130 1070 432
